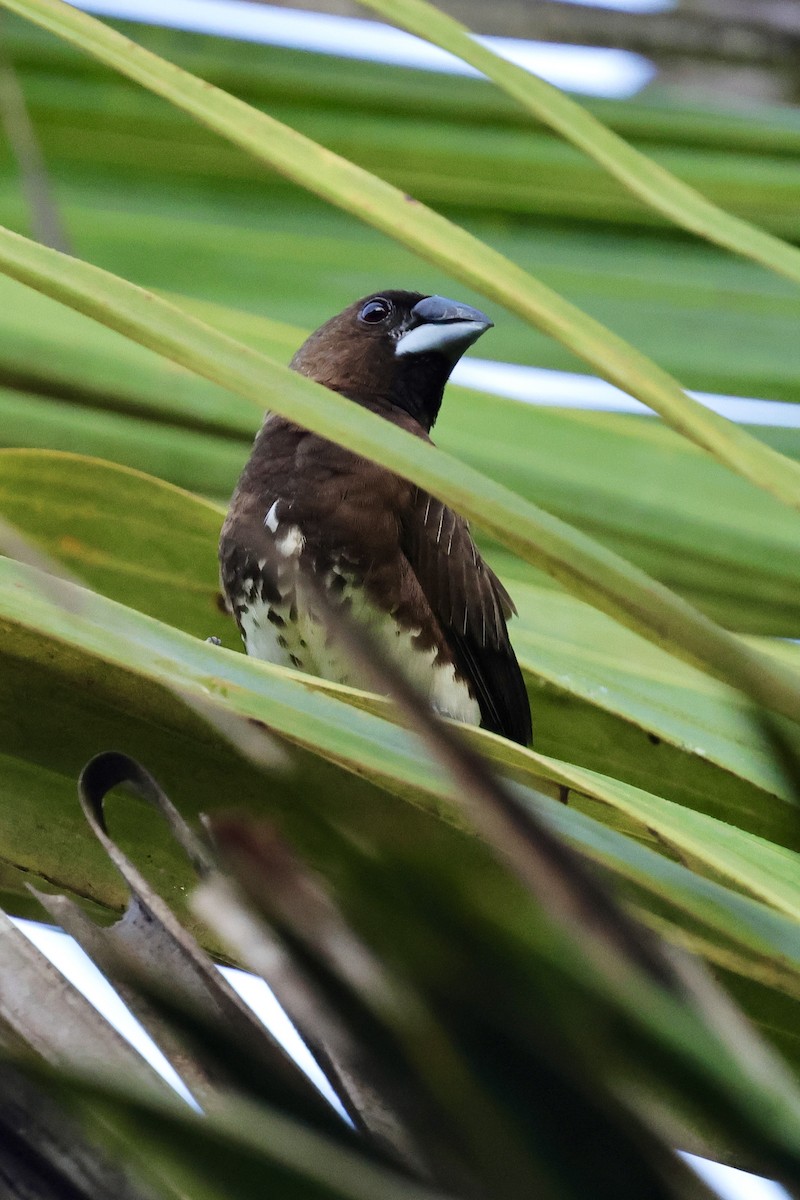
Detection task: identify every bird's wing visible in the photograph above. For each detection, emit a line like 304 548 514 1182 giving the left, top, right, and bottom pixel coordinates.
401 489 532 746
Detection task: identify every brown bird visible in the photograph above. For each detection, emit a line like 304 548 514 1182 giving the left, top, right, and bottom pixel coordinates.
219 290 532 746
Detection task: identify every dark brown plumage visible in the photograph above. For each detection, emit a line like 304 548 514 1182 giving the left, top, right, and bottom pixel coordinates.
219 290 532 746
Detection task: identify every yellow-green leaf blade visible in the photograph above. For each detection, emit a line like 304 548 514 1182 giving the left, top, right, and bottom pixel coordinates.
0 230 798 734
1 551 798 1006
358 0 800 288
4 0 800 518
4 449 798 852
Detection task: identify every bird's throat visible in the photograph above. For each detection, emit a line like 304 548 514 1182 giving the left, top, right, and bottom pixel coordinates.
388 352 453 431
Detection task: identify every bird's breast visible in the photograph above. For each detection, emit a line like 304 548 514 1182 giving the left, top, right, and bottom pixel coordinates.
230 513 478 725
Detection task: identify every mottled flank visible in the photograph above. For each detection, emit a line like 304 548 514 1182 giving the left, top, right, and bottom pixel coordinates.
219 289 532 746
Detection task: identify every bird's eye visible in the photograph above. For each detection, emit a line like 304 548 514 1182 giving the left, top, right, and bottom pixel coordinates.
359 298 392 324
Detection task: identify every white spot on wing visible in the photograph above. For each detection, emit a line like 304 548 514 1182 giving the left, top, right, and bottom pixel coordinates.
435 506 445 544
446 512 456 555
264 500 280 532
276 525 305 557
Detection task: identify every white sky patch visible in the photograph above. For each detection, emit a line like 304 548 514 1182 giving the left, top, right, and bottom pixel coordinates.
453 358 800 428
10 921 792 1198
558 0 675 11
11 919 343 1115
221 965 347 1114
12 917 196 1105
684 1154 791 1200
67 0 655 97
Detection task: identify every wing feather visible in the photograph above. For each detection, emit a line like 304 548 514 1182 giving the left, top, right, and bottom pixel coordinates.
403 491 532 746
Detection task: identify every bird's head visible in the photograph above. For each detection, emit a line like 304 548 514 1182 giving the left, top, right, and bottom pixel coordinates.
290 290 493 431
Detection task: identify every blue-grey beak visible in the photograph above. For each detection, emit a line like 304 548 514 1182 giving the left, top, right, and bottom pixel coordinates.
396 294 493 361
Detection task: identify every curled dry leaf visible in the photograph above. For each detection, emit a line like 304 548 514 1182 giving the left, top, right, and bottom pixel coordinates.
32 751 339 1122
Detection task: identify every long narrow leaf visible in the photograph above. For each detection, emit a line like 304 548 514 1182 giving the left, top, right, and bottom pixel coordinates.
4 1 800 519
358 0 800 288
6 451 800 861
3 449 800 919
2 553 799 999
1 228 800 729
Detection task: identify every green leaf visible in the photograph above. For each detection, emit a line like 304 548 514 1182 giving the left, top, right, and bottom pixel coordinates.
2 448 798 853
440 395 800 637
69 1071 448 1200
5 0 800 521
358 0 800 287
8 12 800 407
5 270 800 634
0 449 231 641
551 763 800 923
2 227 800 748
509 581 800 835
1 552 798 1015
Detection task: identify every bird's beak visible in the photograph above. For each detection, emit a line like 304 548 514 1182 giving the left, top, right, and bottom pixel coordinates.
395 295 493 361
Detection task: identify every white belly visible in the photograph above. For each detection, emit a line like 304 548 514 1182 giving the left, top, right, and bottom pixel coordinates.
239 580 480 728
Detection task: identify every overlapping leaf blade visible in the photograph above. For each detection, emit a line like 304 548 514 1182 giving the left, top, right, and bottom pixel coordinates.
4 277 800 634
1 553 799 1032
358 0 800 285
3 449 799 846
4 0 800 519
0 4 798 1191
4 221 800 745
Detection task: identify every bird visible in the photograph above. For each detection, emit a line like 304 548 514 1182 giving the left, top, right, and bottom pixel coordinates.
218 290 532 746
